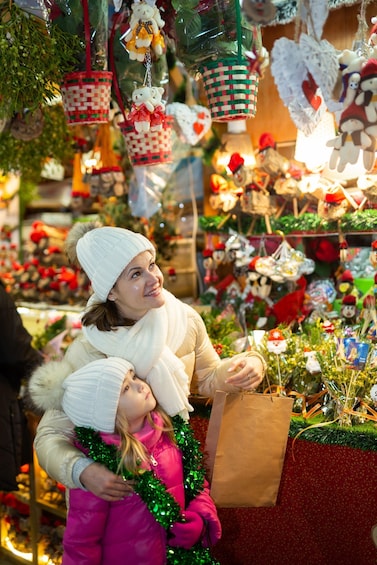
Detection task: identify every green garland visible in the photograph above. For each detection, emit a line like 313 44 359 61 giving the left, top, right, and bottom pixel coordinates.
290 416 377 451
75 415 219 565
199 210 377 236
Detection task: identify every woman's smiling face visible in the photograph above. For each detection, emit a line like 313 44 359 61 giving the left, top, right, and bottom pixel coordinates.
108 251 165 320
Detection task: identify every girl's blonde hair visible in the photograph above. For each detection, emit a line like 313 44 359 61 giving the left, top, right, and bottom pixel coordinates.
115 406 175 475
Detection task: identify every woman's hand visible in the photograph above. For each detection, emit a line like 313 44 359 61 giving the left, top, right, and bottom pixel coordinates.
225 355 265 391
80 463 134 501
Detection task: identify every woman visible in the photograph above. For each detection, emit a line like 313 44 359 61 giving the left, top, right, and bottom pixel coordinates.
29 222 266 502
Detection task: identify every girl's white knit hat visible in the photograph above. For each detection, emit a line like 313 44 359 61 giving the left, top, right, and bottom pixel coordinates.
62 357 134 433
76 226 155 301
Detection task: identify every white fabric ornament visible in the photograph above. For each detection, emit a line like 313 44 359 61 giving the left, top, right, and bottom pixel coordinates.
166 103 212 145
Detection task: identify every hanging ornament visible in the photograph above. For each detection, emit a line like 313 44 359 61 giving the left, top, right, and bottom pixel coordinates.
241 0 276 24
71 152 91 201
338 233 348 264
119 53 173 167
86 123 127 198
121 0 165 63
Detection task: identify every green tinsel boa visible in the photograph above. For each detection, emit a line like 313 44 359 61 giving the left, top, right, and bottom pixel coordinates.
75 415 220 565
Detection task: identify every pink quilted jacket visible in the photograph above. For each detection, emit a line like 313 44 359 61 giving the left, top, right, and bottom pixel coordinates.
62 413 221 565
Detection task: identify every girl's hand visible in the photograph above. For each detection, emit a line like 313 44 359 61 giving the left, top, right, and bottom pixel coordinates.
225 356 265 391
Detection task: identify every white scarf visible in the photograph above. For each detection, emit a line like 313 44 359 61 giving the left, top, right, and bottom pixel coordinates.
82 290 193 420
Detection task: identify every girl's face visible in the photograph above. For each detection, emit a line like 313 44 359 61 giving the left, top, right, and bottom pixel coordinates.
117 369 156 433
108 251 164 320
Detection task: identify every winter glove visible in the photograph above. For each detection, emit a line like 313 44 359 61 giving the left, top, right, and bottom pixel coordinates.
169 511 205 549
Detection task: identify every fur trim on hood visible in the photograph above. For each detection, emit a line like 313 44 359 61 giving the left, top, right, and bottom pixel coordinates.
28 360 72 413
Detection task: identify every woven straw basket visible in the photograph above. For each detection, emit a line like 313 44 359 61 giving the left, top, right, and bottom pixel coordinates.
119 116 174 166
200 58 259 122
61 70 113 126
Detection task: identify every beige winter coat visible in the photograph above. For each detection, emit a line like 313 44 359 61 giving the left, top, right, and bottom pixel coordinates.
31 303 264 488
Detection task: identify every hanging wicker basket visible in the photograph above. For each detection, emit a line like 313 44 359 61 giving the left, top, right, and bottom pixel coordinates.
60 0 112 126
61 70 113 126
200 58 259 122
119 116 174 167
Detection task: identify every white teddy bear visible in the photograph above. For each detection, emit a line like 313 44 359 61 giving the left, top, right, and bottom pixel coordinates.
127 85 154 133
127 85 166 133
123 1 165 62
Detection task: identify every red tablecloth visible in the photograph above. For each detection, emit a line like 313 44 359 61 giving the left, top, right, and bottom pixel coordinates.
190 415 377 565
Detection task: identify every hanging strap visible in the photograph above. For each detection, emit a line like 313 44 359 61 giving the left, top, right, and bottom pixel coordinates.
109 9 128 121
82 0 92 72
235 0 243 62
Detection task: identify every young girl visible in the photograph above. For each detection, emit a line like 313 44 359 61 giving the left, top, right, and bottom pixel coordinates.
33 356 221 565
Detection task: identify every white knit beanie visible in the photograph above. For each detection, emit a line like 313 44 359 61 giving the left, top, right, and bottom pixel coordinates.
76 226 155 301
62 357 134 433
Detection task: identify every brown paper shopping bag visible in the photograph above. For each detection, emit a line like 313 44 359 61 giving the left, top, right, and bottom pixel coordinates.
205 391 293 507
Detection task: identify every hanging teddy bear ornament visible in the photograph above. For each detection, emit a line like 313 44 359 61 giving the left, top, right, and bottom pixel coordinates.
121 0 165 63
127 83 166 133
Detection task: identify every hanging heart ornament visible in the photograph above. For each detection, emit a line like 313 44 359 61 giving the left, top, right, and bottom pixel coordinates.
166 102 212 145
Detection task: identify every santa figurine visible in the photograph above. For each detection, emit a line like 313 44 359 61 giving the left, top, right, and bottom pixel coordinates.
266 328 287 354
340 294 358 323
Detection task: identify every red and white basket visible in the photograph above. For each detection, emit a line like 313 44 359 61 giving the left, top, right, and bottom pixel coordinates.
61 70 113 126
60 0 112 126
200 58 259 122
119 116 174 167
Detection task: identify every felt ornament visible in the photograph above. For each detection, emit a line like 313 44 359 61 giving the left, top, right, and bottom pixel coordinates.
304 350 322 374
334 49 367 106
165 102 211 145
355 58 377 124
317 185 351 220
326 101 376 173
266 329 287 354
340 293 358 324
121 0 165 62
241 0 276 24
